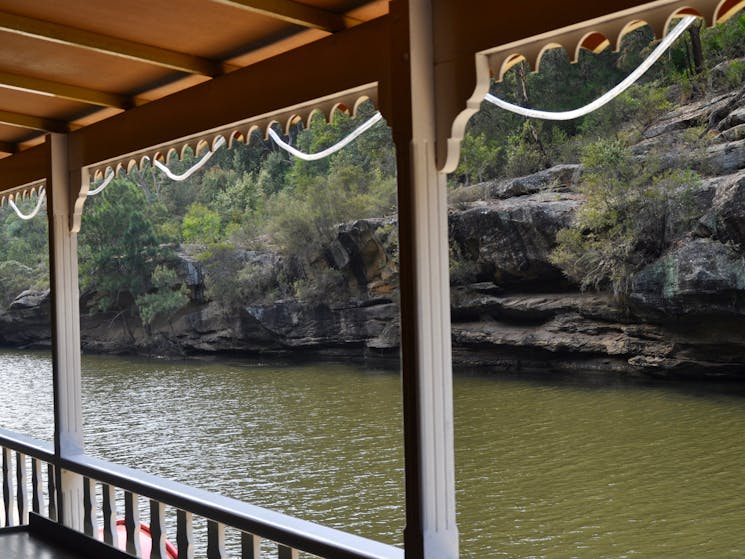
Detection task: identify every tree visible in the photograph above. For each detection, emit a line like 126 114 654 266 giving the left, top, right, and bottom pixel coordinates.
79 179 167 312
181 203 222 245
0 261 36 308
454 132 502 185
550 139 700 300
136 265 188 330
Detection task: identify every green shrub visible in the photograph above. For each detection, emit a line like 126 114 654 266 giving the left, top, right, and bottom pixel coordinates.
182 203 222 245
238 261 281 303
504 122 547 177
454 132 503 186
197 243 245 310
550 139 701 300
136 265 188 328
0 260 36 308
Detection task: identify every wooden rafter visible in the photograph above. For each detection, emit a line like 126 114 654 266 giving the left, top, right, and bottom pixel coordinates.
0 109 70 133
0 71 135 109
0 143 48 193
211 0 361 32
0 11 228 77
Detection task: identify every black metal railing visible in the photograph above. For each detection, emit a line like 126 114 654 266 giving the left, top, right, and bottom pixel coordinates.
1 428 402 559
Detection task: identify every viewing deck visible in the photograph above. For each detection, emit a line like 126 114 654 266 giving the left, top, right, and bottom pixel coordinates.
0 1 733 558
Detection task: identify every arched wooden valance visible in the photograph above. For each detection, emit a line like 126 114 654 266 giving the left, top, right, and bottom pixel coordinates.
87 84 378 180
438 0 743 172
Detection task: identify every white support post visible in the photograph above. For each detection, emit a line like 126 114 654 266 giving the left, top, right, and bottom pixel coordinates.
47 132 85 530
395 0 459 558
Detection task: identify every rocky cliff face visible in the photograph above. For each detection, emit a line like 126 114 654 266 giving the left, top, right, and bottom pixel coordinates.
448 86 745 378
4 87 745 378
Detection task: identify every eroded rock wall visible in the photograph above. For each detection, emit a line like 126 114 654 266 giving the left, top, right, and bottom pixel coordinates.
4 86 745 378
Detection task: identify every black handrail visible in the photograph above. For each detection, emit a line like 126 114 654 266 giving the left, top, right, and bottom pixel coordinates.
0 428 54 462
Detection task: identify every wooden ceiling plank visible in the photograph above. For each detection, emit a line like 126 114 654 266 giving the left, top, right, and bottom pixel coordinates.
0 71 133 109
212 0 360 32
0 11 225 76
0 109 70 133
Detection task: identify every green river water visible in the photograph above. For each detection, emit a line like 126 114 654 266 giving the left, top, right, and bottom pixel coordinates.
1 349 744 558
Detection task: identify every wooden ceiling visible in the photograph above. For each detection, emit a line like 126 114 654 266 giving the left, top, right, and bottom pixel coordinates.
0 0 388 157
0 0 741 192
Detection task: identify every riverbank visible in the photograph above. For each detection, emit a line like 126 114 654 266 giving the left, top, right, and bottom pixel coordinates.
3 83 745 378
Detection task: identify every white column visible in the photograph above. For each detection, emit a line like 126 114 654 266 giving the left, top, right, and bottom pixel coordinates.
399 0 459 557
48 132 84 530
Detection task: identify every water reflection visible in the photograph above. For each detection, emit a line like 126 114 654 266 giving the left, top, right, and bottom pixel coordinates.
454 369 745 558
1 350 744 558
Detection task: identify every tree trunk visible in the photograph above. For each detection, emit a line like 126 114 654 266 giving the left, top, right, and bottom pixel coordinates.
688 20 704 75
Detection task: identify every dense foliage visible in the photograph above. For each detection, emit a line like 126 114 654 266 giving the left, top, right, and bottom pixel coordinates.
77 101 396 323
1 12 744 325
454 12 745 186
0 193 49 306
550 140 700 298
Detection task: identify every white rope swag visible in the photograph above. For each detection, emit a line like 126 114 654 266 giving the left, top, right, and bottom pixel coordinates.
84 113 385 202
268 111 384 161
153 136 227 181
484 15 696 120
8 188 46 220
88 136 229 198
6 17 697 219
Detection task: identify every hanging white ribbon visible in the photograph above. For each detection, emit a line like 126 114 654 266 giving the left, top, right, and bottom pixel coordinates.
8 188 46 220
88 170 116 196
268 111 383 161
153 136 227 181
484 15 696 120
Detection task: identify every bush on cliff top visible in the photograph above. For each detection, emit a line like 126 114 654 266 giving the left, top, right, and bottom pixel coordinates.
550 139 701 300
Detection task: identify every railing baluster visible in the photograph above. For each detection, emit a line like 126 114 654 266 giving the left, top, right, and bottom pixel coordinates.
1 431 406 559
16 452 28 524
83 477 95 537
31 458 44 515
207 520 227 559
241 531 261 559
149 499 166 559
102 483 118 548
3 447 14 527
176 509 195 559
278 544 299 559
0 448 4 528
47 463 57 521
125 491 141 557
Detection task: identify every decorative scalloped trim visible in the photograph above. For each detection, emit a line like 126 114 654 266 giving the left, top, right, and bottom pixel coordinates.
0 181 45 209
441 0 738 173
87 86 377 181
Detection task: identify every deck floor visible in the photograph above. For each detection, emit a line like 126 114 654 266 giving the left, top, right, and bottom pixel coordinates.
0 530 86 559
0 514 133 559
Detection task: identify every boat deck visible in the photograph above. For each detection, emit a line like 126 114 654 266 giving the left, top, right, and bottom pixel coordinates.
0 530 84 559
0 514 132 559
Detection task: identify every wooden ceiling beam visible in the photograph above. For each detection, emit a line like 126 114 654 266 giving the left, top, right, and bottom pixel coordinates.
0 109 71 133
0 71 135 109
212 0 361 32
0 11 227 77
68 16 390 170
0 142 48 194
